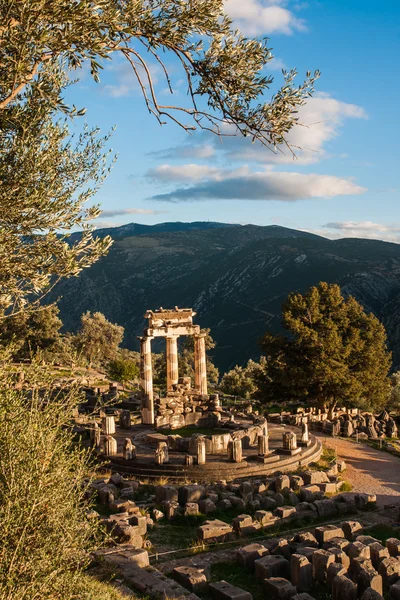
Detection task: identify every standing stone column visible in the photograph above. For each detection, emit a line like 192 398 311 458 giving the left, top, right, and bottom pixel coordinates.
194 333 207 395
227 439 243 463
257 434 269 457
102 415 115 435
195 436 206 465
139 336 154 425
166 335 179 390
104 435 117 456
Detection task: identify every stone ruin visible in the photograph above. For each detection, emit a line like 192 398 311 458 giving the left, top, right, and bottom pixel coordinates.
91 462 398 600
139 307 210 428
269 407 399 442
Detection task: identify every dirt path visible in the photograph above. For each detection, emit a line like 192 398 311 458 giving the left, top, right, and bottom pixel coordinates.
316 434 400 507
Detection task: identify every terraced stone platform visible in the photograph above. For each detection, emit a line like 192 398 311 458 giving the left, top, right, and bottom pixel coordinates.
104 423 322 482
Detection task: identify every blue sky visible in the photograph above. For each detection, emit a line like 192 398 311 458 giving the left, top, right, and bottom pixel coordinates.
71 0 400 242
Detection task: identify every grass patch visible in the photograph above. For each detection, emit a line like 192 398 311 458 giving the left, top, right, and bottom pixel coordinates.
207 561 264 600
339 480 353 492
148 521 197 550
158 426 227 437
366 523 400 544
310 446 337 471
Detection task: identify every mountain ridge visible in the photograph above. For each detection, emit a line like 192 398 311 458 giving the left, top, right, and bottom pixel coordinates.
53 222 400 372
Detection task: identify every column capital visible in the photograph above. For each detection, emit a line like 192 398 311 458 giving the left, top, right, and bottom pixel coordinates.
138 335 154 342
194 332 207 339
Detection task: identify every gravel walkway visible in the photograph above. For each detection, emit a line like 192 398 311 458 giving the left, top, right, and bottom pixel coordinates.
316 434 400 507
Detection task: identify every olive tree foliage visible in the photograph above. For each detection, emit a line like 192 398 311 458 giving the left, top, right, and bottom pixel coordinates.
1 1 318 314
0 363 101 600
75 311 124 367
0 58 113 316
220 357 266 399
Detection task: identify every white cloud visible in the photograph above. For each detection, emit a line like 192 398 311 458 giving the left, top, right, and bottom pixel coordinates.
225 0 307 35
100 208 166 217
154 93 367 165
148 165 367 202
316 221 400 244
147 164 223 182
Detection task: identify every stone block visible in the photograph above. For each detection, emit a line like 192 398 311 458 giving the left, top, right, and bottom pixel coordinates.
109 499 138 514
360 589 384 600
303 471 330 485
240 481 254 502
352 557 374 582
155 485 178 504
255 510 274 526
260 496 277 511
230 496 246 510
263 577 297 600
299 485 320 503
314 499 338 518
162 500 182 520
236 543 269 569
209 580 252 600
232 514 259 535
271 539 292 560
255 554 290 580
290 476 305 491
348 542 371 561
184 502 200 516
173 566 208 593
315 525 345 545
327 547 350 569
312 549 336 583
357 566 383 597
342 521 363 541
327 562 347 589
288 492 300 507
318 482 338 494
152 509 164 521
355 493 377 509
292 595 316 600
275 475 291 493
370 543 390 569
293 531 318 548
357 536 380 546
218 498 232 510
294 547 318 562
199 498 217 515
179 485 206 505
276 506 297 519
291 554 313 591
390 581 400 600
274 492 285 507
197 519 233 542
387 539 400 558
332 575 357 600
323 537 350 552
129 514 147 535
378 557 400 587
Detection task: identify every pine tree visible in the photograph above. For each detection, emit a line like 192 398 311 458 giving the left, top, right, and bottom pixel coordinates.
260 282 392 410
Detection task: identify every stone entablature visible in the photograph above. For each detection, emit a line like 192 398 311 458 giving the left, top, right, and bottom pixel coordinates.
139 307 208 426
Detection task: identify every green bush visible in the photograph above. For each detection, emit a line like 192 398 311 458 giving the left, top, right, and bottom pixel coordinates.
0 366 102 599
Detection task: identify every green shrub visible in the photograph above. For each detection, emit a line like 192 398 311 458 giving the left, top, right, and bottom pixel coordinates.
0 366 102 599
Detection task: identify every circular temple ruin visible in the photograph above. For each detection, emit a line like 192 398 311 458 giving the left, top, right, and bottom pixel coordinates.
91 307 323 482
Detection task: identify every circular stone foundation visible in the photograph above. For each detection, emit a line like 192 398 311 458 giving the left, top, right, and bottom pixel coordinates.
103 420 322 483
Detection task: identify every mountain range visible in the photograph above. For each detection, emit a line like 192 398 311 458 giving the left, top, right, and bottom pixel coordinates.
53 222 400 373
